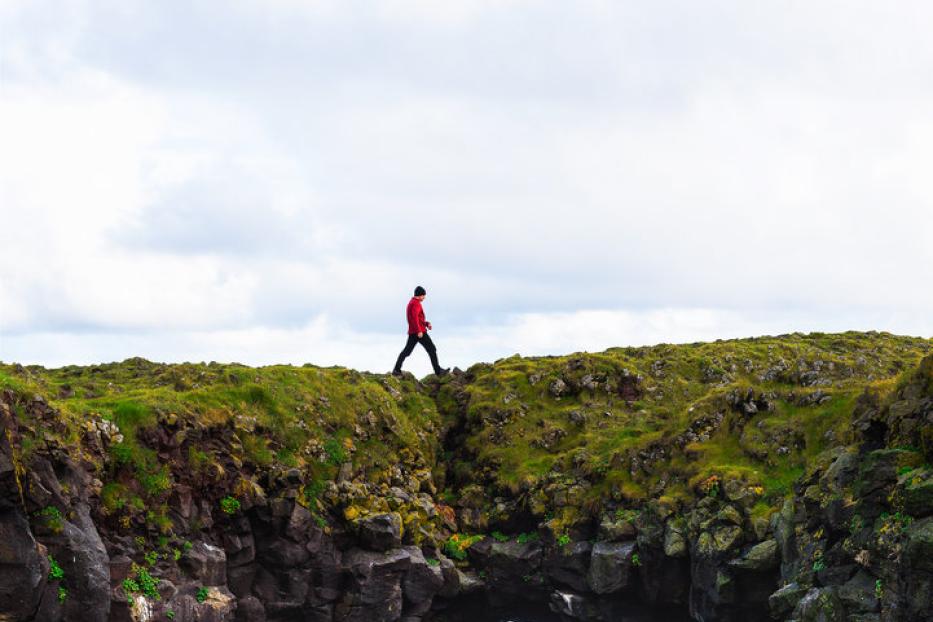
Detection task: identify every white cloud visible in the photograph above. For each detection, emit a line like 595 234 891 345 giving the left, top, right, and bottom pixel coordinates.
1 1 932 368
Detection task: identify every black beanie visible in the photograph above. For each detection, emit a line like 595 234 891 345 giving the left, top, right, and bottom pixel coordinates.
414 286 426 296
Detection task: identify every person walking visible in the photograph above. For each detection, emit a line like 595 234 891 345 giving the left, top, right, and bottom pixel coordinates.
393 286 449 377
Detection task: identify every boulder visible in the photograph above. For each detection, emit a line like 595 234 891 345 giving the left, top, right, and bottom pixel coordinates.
480 539 547 605
183 541 228 586
793 587 846 622
544 541 592 592
902 478 933 517
586 541 635 595
663 521 688 558
235 594 266 622
836 571 879 615
768 582 810 619
358 513 403 551
54 504 111 622
401 547 444 615
728 539 779 571
337 548 411 622
0 509 47 618
901 517 933 621
695 525 743 558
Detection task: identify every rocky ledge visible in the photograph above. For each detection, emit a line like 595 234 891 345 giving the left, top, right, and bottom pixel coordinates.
0 332 931 621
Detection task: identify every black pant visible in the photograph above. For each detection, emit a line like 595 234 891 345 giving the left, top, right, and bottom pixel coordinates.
394 332 442 374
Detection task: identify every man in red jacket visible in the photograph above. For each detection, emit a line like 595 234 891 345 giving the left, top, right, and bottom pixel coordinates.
393 286 449 377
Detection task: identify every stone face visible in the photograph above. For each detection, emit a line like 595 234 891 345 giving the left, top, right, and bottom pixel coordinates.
903 478 933 517
768 581 809 618
358 513 403 552
663 521 688 558
544 541 592 592
0 508 47 619
836 571 879 615
483 539 546 603
695 525 743 558
400 547 444 615
184 541 228 586
902 517 933 621
586 541 635 595
337 548 411 622
793 587 846 622
234 594 266 622
728 539 779 571
598 516 636 541
56 504 111 622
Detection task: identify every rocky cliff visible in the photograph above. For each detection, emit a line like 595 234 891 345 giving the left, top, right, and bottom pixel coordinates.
1 331 931 622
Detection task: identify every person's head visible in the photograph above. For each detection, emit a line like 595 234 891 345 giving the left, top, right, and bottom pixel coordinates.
414 285 426 300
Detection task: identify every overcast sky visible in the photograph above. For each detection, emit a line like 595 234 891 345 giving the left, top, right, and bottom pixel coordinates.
2 1 932 376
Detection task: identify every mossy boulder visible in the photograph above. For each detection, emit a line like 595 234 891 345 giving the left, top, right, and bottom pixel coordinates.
728 538 779 571
769 582 809 618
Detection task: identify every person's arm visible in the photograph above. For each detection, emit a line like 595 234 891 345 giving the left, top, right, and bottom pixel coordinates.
418 304 428 336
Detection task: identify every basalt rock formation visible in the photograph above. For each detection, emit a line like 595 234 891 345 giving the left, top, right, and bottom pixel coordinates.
0 331 931 622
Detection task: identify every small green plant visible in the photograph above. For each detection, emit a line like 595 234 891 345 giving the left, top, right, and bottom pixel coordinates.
196 587 209 603
122 578 140 602
303 480 326 505
897 465 914 477
134 536 146 548
323 438 347 465
879 511 914 534
136 568 160 600
517 532 539 544
491 530 509 542
425 557 440 567
144 551 159 566
314 515 327 528
632 553 641 567
173 548 182 561
875 579 883 600
58 587 67 604
166 611 176 620
700 475 721 498
220 496 240 515
38 506 64 533
614 508 640 523
557 534 571 547
183 540 193 552
849 514 864 534
123 565 160 601
444 534 483 561
812 552 825 573
48 555 64 581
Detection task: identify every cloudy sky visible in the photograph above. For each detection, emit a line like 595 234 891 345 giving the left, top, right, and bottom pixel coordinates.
2 1 932 375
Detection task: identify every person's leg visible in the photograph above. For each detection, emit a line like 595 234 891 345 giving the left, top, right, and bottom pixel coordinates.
418 333 443 375
393 335 419 373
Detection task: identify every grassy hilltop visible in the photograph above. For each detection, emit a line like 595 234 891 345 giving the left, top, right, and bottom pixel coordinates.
2 331 930 541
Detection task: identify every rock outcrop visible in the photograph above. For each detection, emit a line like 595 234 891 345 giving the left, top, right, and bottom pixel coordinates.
0 333 931 621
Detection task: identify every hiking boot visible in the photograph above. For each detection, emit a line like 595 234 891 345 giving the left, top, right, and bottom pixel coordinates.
436 368 450 377
391 369 404 377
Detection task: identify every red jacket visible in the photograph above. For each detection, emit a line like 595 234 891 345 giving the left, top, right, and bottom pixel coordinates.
406 297 428 335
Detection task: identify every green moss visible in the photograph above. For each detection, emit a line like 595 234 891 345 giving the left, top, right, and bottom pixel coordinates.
47 555 64 581
101 483 129 514
220 496 240 515
2 332 931 534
